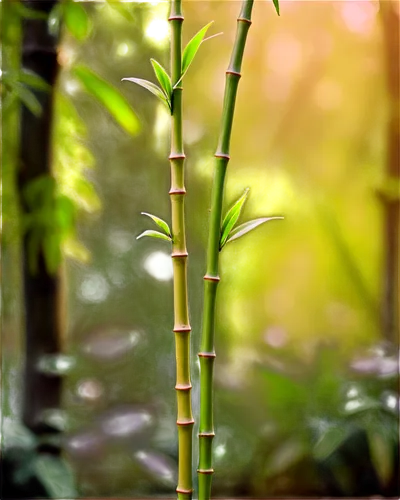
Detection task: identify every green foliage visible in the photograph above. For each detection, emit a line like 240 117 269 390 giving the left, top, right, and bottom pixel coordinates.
226 217 284 245
141 212 172 238
150 59 172 102
220 188 249 248
180 21 216 83
22 176 77 274
122 77 171 111
272 0 280 16
256 346 399 493
34 455 77 498
73 65 141 135
220 188 283 249
136 230 172 242
50 0 93 42
1 69 50 116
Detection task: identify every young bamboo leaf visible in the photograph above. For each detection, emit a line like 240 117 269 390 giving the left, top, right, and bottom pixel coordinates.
150 59 172 100
136 230 172 242
19 70 51 91
220 188 249 249
64 1 91 41
272 0 280 16
122 77 170 110
181 21 214 79
141 212 172 237
175 31 222 88
224 216 284 246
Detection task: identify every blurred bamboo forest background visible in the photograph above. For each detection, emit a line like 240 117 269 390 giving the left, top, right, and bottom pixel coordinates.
1 0 399 498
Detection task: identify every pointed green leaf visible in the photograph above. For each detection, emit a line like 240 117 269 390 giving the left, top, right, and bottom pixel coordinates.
73 65 140 135
122 77 170 110
136 230 172 242
15 70 51 91
14 83 42 116
220 188 249 249
14 3 48 20
272 0 280 16
224 216 284 246
366 421 393 486
150 59 172 100
64 1 91 41
34 455 77 497
175 31 222 88
182 21 214 78
313 426 349 460
141 212 171 237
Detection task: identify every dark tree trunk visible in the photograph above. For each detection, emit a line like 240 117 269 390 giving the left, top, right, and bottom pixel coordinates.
380 1 399 344
17 0 62 445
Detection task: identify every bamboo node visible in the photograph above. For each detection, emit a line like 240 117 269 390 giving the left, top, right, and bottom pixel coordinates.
214 152 230 160
169 188 186 195
172 251 189 258
226 70 242 78
204 274 220 282
173 325 192 333
198 351 216 358
176 487 193 494
169 153 186 160
175 383 192 391
168 15 184 21
198 431 215 438
177 418 195 426
197 468 214 475
237 17 252 25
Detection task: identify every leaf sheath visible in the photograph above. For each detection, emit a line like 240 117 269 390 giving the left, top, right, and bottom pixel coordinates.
198 3 254 500
169 2 194 500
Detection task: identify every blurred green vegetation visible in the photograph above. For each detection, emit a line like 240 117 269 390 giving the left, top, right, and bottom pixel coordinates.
1 0 399 498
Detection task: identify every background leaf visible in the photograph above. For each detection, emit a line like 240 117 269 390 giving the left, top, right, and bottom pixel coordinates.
313 426 349 460
73 65 140 135
225 216 284 245
64 1 91 41
267 437 308 474
136 230 172 242
366 420 393 485
141 212 171 237
14 83 42 116
34 455 77 498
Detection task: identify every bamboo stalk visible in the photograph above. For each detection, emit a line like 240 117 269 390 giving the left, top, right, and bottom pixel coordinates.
197 2 254 500
169 2 194 500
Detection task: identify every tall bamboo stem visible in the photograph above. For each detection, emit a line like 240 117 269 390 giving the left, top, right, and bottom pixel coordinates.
197 2 254 499
169 2 194 500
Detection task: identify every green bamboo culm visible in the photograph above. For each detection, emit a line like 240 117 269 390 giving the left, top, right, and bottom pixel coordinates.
169 2 194 500
197 2 255 500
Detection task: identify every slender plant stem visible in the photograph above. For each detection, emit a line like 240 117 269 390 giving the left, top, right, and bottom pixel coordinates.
169 2 194 500
197 2 254 500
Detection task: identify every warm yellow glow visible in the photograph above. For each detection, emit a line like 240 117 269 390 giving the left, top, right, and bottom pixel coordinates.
145 18 170 46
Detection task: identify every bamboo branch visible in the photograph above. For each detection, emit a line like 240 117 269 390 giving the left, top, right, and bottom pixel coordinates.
169 2 194 499
197 2 254 500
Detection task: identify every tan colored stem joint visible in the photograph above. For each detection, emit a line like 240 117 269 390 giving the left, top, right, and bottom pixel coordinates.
169 153 186 160
204 274 220 282
172 251 189 258
177 418 195 426
173 325 192 332
175 383 192 391
237 17 252 25
168 15 184 21
198 351 216 358
198 431 215 438
197 468 214 475
226 70 242 78
176 487 193 494
214 153 230 160
169 188 186 195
